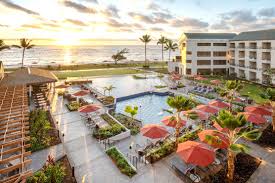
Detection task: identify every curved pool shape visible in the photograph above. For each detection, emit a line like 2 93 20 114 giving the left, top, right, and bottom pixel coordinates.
115 94 172 125
88 75 166 98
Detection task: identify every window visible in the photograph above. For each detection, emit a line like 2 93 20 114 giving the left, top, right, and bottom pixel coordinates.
197 43 211 46
187 51 192 55
186 60 192 63
213 60 227 65
186 69 191 75
197 60 211 65
197 51 211 57
213 51 226 57
213 43 227 46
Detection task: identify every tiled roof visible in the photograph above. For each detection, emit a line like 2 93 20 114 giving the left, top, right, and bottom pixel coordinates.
184 33 237 40
232 29 275 41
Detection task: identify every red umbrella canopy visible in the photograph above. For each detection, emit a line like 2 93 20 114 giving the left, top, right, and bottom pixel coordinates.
213 122 230 134
177 141 215 167
73 90 90 97
196 105 219 114
141 124 168 139
182 110 208 120
78 104 101 113
195 76 207 81
161 116 186 128
210 80 221 85
55 84 69 89
198 130 230 149
209 100 230 109
245 106 272 116
240 112 267 125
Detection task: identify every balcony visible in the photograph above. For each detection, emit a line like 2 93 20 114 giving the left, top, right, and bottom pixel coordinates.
230 43 235 48
249 42 257 49
249 65 257 70
262 42 271 49
238 43 245 49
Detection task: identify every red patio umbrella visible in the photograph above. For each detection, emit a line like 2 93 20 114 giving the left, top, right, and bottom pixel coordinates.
196 105 219 114
161 116 186 128
55 84 69 89
210 80 221 85
78 104 101 113
73 90 90 97
209 100 230 109
182 110 208 120
213 122 229 133
198 130 229 149
141 124 168 139
240 112 267 125
177 141 215 167
245 106 272 116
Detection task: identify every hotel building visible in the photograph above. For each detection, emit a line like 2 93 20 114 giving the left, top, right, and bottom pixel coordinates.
168 29 275 85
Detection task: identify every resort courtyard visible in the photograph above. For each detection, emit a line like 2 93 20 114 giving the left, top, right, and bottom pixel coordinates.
26 72 275 183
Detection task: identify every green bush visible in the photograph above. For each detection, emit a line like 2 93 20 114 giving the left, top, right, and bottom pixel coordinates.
154 85 167 89
177 82 185 88
110 113 141 135
29 109 52 152
66 101 80 111
93 124 125 140
133 74 146 79
106 147 136 177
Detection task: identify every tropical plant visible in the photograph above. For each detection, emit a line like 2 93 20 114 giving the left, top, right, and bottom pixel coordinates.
0 40 10 51
166 95 195 147
164 39 178 62
157 36 168 62
139 34 151 67
219 80 242 112
265 88 275 132
13 38 35 67
111 48 129 64
124 105 138 124
103 85 116 96
209 110 261 182
263 68 275 85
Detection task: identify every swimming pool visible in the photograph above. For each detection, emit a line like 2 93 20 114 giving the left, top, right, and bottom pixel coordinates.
88 75 166 98
115 93 173 124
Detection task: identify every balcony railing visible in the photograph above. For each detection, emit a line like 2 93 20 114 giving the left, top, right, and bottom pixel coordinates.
249 66 257 70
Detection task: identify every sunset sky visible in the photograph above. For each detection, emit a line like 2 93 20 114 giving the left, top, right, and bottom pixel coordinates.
0 0 275 44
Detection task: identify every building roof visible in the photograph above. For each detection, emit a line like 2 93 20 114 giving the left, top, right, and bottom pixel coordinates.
0 67 58 86
183 33 237 40
232 29 275 41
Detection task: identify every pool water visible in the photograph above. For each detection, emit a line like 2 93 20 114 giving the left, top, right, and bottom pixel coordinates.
115 94 173 124
88 75 166 98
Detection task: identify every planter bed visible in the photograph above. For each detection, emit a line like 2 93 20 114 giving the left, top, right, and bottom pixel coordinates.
66 101 81 111
110 112 141 135
106 147 137 177
205 153 261 183
146 130 200 163
93 114 126 140
189 91 215 100
254 124 275 148
29 109 61 152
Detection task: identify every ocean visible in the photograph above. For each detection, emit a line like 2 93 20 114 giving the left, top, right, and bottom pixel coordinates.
0 45 180 68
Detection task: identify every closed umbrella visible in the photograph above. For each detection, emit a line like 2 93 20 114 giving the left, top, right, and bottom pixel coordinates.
141 124 168 139
161 116 186 128
177 141 215 167
198 130 229 149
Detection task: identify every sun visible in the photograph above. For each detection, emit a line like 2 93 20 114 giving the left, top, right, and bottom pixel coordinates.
55 32 81 46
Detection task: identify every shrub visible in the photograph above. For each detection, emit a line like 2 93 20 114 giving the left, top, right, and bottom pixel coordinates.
154 85 167 89
133 74 146 79
106 147 136 177
93 124 125 140
177 82 185 88
66 101 80 111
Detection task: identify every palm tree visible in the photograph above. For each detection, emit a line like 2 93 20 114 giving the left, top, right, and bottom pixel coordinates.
164 40 178 62
211 110 261 182
219 80 242 112
111 48 129 64
167 95 195 147
0 40 10 51
157 36 167 62
103 85 116 96
124 105 138 124
139 34 151 67
13 38 35 67
265 88 275 132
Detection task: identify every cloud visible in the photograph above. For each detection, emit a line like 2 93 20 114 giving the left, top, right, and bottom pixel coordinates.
128 12 154 24
63 0 96 13
101 5 120 18
258 7 275 17
147 2 161 11
65 19 88 26
150 27 164 32
170 18 209 28
0 24 9 27
0 0 39 15
220 10 257 25
21 24 42 29
79 0 98 3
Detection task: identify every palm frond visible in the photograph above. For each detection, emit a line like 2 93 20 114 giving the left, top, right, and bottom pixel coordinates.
230 143 250 154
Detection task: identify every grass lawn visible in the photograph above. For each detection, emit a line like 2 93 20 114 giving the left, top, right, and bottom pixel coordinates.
240 83 268 104
53 68 146 79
